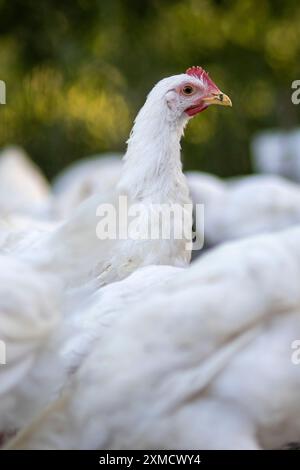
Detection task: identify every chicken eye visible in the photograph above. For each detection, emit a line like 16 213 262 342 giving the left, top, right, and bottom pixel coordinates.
182 85 194 95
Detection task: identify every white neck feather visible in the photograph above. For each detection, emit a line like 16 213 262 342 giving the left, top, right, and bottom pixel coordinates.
118 97 190 204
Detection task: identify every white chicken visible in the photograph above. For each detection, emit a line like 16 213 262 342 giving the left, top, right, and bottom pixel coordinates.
6 67 300 451
0 146 50 218
7 226 300 450
188 171 300 247
0 66 232 436
252 128 300 182
0 147 56 253
16 67 231 287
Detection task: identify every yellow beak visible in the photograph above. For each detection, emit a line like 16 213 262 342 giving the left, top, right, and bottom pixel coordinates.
203 92 232 107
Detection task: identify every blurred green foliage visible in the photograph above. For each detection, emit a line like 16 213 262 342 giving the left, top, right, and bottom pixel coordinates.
0 0 300 179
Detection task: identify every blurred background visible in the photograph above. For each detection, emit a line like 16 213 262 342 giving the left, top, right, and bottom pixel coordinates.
0 0 300 180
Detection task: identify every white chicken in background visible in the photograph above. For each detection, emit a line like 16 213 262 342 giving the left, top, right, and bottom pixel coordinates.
16 67 231 287
251 128 300 182
52 153 123 219
8 226 300 450
188 171 300 248
0 146 56 252
0 146 50 218
0 152 122 255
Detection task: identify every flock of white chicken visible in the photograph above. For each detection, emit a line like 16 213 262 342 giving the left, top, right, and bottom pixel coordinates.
0 144 299 450
1 68 300 450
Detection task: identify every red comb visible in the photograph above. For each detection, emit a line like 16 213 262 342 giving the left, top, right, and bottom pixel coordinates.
186 66 220 92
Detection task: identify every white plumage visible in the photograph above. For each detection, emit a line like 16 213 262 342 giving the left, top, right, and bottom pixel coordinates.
0 255 61 433
1 264 183 435
8 227 300 449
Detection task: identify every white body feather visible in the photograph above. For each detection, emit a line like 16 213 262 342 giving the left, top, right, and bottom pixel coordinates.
9 227 300 449
0 255 61 432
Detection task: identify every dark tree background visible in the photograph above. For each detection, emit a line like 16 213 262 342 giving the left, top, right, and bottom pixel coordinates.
0 0 299 179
